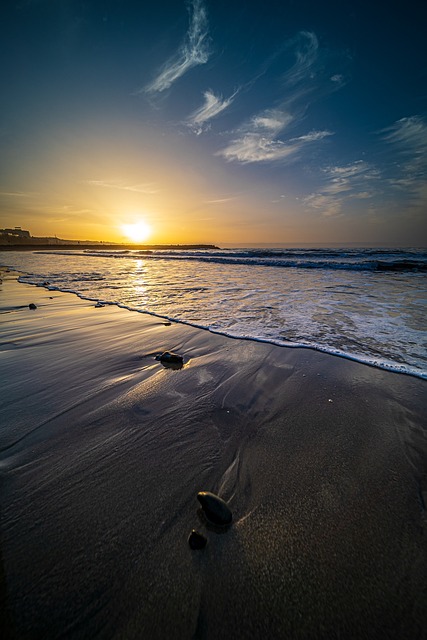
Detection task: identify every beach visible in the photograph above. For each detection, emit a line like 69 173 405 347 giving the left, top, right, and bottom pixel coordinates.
1 268 426 639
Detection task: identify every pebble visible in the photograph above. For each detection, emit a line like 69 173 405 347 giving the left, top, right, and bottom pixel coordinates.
188 530 207 550
197 491 232 526
156 351 184 365
29 303 37 310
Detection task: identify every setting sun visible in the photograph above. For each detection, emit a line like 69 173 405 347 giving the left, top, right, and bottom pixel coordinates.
121 221 152 243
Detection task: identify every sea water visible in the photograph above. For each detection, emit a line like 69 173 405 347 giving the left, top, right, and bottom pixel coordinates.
2 247 426 379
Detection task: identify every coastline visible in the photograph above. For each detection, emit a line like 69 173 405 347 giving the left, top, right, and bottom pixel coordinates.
1 269 426 639
0 243 219 251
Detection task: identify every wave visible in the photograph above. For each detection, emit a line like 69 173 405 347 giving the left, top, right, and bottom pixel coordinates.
17 276 427 381
37 249 427 273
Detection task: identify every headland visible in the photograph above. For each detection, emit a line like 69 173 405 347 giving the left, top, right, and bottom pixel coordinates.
0 227 218 251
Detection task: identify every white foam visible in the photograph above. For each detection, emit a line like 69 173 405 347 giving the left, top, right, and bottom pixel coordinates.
16 276 427 381
2 249 426 381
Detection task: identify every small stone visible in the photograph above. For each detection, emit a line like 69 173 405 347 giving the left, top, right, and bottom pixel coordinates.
188 530 207 550
95 302 104 308
29 303 37 310
197 491 232 526
156 351 184 365
163 322 172 326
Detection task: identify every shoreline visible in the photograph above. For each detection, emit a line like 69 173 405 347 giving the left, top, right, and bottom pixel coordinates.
12 272 427 382
0 243 219 252
1 269 426 638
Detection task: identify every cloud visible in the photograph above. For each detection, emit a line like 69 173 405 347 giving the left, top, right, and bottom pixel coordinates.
216 31 345 165
205 196 238 204
293 130 334 143
143 0 210 94
217 124 332 164
380 115 427 204
325 161 380 191
186 88 238 134
283 31 319 88
0 190 37 197
303 194 343 217
216 107 293 162
250 109 294 134
280 32 348 107
217 135 298 163
86 180 159 194
381 115 427 153
303 161 380 216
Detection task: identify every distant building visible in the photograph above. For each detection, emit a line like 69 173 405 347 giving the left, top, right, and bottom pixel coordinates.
0 226 31 238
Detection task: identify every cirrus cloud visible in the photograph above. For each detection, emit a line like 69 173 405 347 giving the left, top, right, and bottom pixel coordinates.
142 0 211 95
217 128 333 164
186 88 239 134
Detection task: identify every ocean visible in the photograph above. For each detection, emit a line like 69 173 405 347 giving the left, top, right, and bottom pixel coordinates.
2 247 426 379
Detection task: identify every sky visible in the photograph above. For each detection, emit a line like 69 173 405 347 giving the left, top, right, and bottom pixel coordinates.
1 0 426 245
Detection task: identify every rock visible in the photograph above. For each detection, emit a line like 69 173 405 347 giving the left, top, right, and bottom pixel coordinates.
163 322 172 326
95 302 105 308
29 303 37 310
188 530 207 550
197 491 232 526
156 351 184 365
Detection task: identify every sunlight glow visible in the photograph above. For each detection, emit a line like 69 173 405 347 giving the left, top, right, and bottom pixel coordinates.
121 221 152 243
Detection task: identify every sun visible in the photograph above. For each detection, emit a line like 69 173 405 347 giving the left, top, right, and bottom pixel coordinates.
121 221 152 243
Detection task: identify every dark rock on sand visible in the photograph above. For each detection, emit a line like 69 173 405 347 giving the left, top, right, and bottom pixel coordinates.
95 302 105 308
197 491 232 526
29 303 37 310
156 351 184 365
188 530 207 550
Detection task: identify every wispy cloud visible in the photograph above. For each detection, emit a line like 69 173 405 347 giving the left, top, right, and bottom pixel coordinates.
217 125 332 164
0 190 37 197
250 109 295 134
143 0 210 94
204 196 238 204
216 31 345 164
380 115 427 205
303 161 380 216
281 32 347 106
303 194 343 217
87 180 159 194
186 88 238 134
381 115 427 154
283 30 319 88
61 205 95 215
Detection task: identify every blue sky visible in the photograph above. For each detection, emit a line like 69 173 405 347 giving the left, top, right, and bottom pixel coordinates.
1 0 426 245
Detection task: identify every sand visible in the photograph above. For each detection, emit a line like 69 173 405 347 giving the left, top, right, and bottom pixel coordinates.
1 269 426 639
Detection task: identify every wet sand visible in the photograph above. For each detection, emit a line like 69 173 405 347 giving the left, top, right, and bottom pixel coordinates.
1 269 426 639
